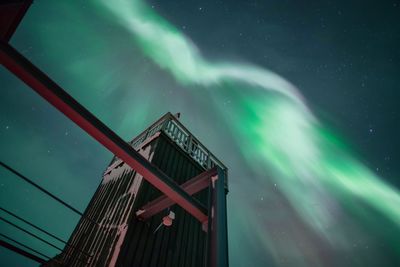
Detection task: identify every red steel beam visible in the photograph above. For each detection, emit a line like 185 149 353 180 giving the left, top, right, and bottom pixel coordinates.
136 167 217 220
0 41 207 223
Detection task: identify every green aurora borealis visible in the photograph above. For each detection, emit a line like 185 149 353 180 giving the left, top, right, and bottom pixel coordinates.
1 0 400 266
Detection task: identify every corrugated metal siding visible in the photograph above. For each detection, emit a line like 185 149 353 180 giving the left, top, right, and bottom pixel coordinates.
44 131 210 267
116 133 209 267
49 145 155 267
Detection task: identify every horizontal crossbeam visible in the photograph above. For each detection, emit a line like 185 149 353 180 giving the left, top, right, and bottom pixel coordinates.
136 167 217 220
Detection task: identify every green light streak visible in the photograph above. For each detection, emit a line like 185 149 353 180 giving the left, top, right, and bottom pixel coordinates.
97 0 400 243
98 0 305 107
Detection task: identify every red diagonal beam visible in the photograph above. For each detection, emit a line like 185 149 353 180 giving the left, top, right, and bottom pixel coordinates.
0 41 207 223
136 167 217 220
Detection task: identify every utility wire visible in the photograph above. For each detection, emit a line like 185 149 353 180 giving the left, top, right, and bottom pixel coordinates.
0 161 96 258
0 206 93 258
0 216 63 252
0 161 83 216
0 232 51 260
0 207 68 244
0 161 99 225
0 239 46 264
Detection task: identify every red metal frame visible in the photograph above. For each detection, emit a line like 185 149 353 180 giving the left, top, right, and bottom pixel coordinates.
136 167 217 221
0 10 229 263
0 41 207 223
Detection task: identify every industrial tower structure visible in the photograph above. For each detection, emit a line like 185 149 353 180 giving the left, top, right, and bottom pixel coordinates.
45 113 229 266
1 2 229 266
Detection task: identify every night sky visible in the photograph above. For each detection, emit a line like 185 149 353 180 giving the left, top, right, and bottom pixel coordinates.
1 1 400 267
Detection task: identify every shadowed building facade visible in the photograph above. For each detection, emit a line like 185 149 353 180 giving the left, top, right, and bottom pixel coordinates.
44 113 228 267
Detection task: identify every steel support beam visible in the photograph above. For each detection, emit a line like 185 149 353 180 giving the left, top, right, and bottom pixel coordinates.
0 41 208 223
208 167 229 267
136 167 217 220
0 0 33 42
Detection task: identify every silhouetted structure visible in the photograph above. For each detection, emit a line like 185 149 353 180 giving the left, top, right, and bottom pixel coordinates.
1 3 228 266
44 113 228 267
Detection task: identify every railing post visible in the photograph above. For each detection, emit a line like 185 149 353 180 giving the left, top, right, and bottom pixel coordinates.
206 149 211 169
187 135 193 154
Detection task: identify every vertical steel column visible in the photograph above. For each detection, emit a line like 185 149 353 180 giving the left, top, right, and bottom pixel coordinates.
208 167 229 267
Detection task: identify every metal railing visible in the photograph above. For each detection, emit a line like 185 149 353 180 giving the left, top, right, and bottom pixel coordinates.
108 113 228 188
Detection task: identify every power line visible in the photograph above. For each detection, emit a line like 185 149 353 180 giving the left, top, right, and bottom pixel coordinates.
0 232 50 261
0 206 93 259
0 161 83 216
0 216 63 252
0 206 68 244
0 239 46 264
